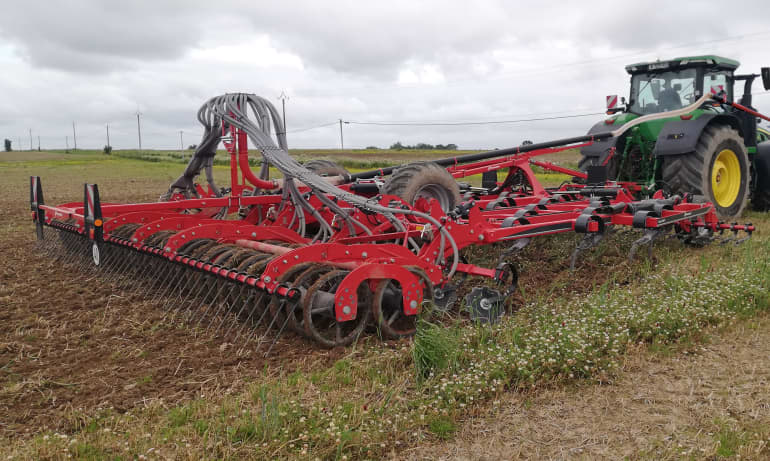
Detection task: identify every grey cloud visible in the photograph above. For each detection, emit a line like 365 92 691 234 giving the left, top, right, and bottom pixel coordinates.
0 1 209 72
1 0 768 152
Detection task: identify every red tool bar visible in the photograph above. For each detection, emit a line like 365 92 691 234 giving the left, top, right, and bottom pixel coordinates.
529 160 588 179
712 92 770 122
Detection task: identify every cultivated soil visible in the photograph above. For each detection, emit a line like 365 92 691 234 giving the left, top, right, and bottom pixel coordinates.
2 150 768 460
0 151 599 438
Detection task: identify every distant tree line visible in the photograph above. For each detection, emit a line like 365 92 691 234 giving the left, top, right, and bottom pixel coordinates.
389 141 458 150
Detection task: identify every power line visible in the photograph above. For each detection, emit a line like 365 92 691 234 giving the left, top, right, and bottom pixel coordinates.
291 30 770 97
286 121 338 134
345 111 605 127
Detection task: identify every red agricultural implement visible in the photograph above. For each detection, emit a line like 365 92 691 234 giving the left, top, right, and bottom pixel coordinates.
30 93 754 351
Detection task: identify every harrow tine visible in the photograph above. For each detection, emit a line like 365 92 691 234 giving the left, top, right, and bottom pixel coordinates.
192 279 233 330
160 269 196 311
161 269 201 312
204 284 241 336
101 250 125 277
153 264 187 304
177 274 217 322
264 301 293 357
242 297 285 351
570 233 605 270
208 283 247 336
222 289 259 338
162 273 208 326
628 228 666 262
142 260 174 301
232 292 271 344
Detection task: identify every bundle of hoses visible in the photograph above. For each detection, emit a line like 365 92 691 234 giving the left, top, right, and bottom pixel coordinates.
168 93 460 277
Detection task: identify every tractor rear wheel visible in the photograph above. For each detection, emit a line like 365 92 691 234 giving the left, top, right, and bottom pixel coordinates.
661 125 749 219
751 149 770 211
381 162 461 212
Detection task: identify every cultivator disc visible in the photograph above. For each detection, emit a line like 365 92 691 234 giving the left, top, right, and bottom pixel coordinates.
28 92 758 352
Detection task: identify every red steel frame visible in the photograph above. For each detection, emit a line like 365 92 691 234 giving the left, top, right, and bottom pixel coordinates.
31 127 755 322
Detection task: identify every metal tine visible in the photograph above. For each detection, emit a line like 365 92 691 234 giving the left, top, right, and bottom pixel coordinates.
264 302 293 356
110 250 139 281
231 292 272 344
73 248 93 273
134 253 158 287
63 244 83 266
141 259 175 301
161 268 203 313
211 283 249 335
203 282 244 336
152 264 188 304
191 278 233 330
222 289 260 338
162 272 209 327
98 248 124 278
172 273 214 322
241 295 284 351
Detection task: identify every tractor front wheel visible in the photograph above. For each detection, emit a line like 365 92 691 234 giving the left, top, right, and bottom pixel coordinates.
661 125 749 219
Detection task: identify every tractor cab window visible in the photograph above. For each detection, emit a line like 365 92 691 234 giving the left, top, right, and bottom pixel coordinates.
704 72 729 96
629 68 697 114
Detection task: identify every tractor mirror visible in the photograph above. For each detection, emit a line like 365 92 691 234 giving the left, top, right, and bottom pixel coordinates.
762 67 770 91
651 81 661 99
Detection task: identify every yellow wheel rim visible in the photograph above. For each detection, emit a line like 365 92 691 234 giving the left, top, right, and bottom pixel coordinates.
711 149 741 208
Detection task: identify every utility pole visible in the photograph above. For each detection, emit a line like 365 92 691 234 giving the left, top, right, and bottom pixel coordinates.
339 119 344 150
179 130 184 150
29 128 32 151
37 136 40 151
278 91 289 131
136 111 143 151
72 122 77 150
106 124 110 147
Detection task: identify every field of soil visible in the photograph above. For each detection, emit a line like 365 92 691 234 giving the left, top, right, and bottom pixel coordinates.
1 149 768 459
0 152 348 437
0 149 583 437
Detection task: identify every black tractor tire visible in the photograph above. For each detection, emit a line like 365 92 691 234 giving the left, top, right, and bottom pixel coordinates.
304 159 350 178
381 161 461 212
751 147 770 211
661 125 749 219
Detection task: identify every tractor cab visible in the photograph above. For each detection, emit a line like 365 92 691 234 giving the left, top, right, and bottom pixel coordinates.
621 56 739 115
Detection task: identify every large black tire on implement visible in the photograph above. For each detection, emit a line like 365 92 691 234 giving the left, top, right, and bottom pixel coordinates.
381 162 461 212
304 159 350 178
750 144 770 211
661 125 749 219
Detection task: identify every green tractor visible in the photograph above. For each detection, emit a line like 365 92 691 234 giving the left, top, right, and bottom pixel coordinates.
579 55 770 218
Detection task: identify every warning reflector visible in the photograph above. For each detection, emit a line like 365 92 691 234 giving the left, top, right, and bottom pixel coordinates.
606 94 618 109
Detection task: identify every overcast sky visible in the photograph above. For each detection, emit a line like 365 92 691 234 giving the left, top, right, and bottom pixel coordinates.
1 0 769 151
